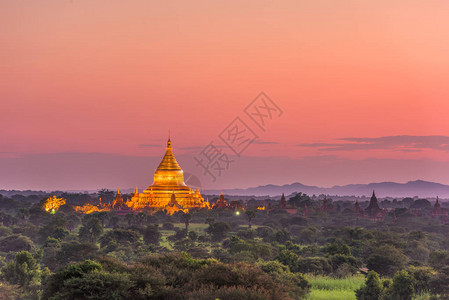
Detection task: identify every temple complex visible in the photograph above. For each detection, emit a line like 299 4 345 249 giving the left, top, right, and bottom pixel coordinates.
126 137 210 212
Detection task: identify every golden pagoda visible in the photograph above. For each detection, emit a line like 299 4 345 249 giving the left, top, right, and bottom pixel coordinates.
127 136 210 211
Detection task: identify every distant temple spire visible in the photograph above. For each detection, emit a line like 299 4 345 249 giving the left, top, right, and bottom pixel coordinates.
167 134 172 148
354 199 360 215
365 190 383 219
433 196 442 217
279 193 287 209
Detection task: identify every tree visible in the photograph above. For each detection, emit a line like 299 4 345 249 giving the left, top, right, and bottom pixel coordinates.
181 213 191 234
257 260 310 298
326 243 351 256
245 210 256 229
38 216 68 242
98 189 115 203
410 199 431 210
108 216 119 228
205 217 215 226
79 218 103 243
99 228 142 248
143 225 161 245
367 245 408 276
55 241 98 269
430 266 449 295
384 270 415 300
17 208 30 222
0 281 21 300
136 212 146 226
65 214 81 232
188 231 198 241
429 250 449 269
407 266 432 295
92 211 109 228
355 270 384 300
125 214 136 226
0 250 47 299
42 260 133 300
0 234 34 253
275 249 299 271
206 222 231 241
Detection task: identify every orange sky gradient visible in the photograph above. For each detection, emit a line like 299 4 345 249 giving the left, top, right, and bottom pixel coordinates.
1 1 449 190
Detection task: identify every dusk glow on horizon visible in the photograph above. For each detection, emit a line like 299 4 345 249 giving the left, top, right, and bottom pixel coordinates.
2 1 449 190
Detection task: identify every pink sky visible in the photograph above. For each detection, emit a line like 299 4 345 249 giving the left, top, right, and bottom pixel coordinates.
1 1 449 190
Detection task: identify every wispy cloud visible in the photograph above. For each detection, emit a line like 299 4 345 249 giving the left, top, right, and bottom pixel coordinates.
298 135 449 152
252 140 279 145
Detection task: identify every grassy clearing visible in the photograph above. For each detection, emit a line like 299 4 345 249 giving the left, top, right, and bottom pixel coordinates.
159 230 174 249
308 289 357 300
309 275 365 291
306 275 365 300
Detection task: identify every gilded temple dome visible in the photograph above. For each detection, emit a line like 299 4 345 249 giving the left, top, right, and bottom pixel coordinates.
155 137 182 171
150 137 189 190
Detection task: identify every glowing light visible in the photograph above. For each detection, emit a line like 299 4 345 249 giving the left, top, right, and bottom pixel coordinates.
236 211 240 216
74 203 110 214
43 196 66 213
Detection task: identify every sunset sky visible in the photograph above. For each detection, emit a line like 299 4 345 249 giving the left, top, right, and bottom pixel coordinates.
1 1 449 191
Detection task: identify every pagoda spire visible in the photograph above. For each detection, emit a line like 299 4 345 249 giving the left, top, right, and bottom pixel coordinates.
167 132 172 148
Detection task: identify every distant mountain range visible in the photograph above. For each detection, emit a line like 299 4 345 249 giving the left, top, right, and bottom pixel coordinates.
204 180 449 198
1 180 448 199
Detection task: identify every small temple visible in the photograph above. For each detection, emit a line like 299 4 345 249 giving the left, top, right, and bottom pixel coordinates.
433 196 442 216
352 190 387 220
364 191 384 219
214 190 228 209
279 193 287 209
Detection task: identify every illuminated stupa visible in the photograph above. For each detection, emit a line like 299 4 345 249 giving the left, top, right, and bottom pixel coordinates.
127 136 210 211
